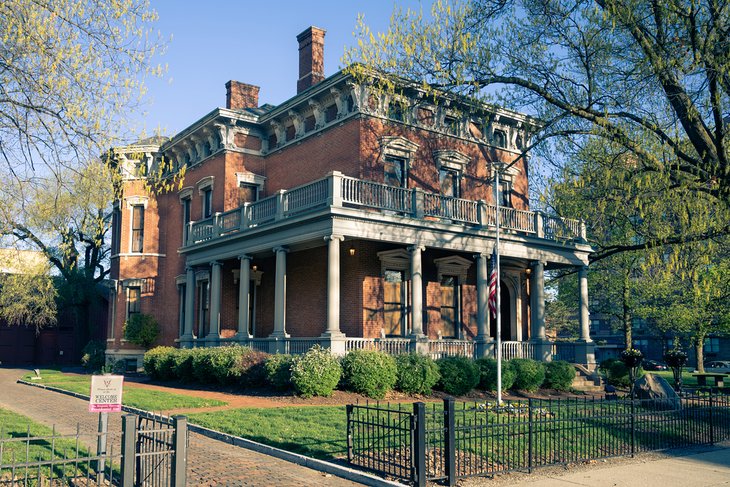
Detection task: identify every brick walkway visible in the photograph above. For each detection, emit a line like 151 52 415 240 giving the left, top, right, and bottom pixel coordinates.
0 367 360 486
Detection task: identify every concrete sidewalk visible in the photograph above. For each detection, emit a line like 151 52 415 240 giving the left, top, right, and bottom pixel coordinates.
512 446 730 486
458 443 730 487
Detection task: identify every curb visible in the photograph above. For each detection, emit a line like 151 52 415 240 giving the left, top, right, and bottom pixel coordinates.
17 379 407 487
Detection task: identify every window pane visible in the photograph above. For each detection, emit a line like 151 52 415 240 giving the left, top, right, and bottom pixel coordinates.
131 206 144 253
203 189 213 218
384 270 405 336
127 287 141 315
384 157 405 187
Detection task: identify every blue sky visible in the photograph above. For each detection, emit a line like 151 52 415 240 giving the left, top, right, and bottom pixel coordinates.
136 0 430 138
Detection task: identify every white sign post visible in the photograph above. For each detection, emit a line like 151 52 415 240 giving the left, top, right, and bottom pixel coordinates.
90 375 123 483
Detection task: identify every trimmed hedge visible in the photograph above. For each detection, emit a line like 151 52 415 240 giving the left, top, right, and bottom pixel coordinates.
511 358 546 392
143 346 176 380
237 350 270 387
543 360 576 391
265 354 294 390
290 345 341 398
601 358 644 387
341 350 397 399
395 353 441 395
436 356 480 396
173 348 202 383
475 357 516 392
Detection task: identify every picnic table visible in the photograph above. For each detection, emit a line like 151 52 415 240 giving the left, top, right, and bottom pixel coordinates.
692 372 728 387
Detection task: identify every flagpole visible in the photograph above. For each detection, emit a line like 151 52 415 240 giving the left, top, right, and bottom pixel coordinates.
494 162 503 405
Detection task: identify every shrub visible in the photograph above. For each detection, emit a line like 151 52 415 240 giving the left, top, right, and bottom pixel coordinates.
237 350 270 388
436 356 480 396
290 345 341 398
173 348 202 383
341 350 397 399
511 358 546 392
543 361 576 391
81 340 106 372
602 358 644 387
155 348 181 381
201 346 253 385
143 346 176 380
123 313 160 348
265 354 294 390
475 357 516 392
395 353 441 395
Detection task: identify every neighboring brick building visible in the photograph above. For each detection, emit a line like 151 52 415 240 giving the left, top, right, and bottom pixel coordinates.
106 27 594 367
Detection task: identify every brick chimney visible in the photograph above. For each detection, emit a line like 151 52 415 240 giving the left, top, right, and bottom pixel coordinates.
226 81 260 110
297 26 326 94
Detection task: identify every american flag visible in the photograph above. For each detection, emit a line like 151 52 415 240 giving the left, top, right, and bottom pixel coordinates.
488 251 498 319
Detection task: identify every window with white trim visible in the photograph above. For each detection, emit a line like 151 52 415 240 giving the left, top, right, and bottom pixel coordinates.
131 205 144 253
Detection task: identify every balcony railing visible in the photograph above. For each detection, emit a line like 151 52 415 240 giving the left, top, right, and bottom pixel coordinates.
185 172 586 246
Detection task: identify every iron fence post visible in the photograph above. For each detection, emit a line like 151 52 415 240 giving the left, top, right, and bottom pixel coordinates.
709 390 715 445
444 398 456 486
630 398 636 457
120 415 136 487
528 398 534 473
346 405 354 462
172 416 188 487
413 402 426 487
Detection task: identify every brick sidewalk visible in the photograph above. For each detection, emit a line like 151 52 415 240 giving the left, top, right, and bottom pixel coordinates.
0 367 360 486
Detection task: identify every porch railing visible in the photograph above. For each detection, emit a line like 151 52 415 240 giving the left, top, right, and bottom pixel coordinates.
429 339 475 359
501 341 535 360
185 173 585 246
345 337 412 355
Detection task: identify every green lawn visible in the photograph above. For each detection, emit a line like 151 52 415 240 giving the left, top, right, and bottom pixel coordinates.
650 370 700 387
188 406 348 459
0 407 100 480
21 370 227 411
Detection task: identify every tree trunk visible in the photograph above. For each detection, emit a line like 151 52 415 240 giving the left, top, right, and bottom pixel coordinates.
622 271 632 349
695 332 706 373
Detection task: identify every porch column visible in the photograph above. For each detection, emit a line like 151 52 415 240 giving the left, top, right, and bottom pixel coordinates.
236 255 252 339
181 266 195 346
530 260 546 340
575 264 596 366
475 253 494 358
579 265 591 342
271 246 289 339
409 245 428 354
530 260 551 361
322 235 346 355
207 261 222 341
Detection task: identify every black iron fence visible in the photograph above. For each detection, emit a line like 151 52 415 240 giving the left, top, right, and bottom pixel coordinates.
347 392 730 486
0 413 186 486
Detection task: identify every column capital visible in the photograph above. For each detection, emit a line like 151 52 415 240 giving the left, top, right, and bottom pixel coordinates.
210 260 223 268
408 245 426 252
238 254 252 261
185 265 195 273
324 234 344 242
531 259 547 268
272 246 289 254
474 252 489 260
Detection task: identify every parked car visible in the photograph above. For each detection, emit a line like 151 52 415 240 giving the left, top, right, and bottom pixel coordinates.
642 360 668 371
704 361 730 373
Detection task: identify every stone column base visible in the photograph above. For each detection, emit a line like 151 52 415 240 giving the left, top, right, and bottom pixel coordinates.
179 335 195 349
475 339 495 359
531 339 553 362
320 332 347 356
574 341 596 366
410 335 430 355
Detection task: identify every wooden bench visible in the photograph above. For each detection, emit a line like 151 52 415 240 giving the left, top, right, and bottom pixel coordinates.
692 373 728 387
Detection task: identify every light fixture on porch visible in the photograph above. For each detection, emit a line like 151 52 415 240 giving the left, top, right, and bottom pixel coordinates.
252 264 258 272
349 245 356 256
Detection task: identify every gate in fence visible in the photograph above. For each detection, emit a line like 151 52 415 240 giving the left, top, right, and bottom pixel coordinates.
0 413 187 486
347 393 730 486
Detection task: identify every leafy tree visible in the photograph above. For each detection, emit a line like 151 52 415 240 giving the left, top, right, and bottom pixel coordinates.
348 0 730 246
1 0 164 176
637 243 730 371
0 253 56 330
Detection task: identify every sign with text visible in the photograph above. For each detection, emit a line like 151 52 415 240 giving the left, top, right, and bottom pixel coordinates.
89 375 124 412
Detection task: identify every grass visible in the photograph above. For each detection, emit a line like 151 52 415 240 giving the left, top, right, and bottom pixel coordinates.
21 369 227 411
0 407 99 481
187 406 348 459
650 370 700 387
